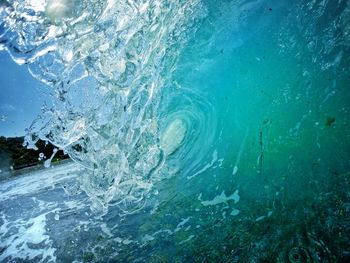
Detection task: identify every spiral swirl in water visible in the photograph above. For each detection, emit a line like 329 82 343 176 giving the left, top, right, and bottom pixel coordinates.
158 86 218 177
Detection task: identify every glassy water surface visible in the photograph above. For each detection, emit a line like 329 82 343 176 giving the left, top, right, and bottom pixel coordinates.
0 0 349 262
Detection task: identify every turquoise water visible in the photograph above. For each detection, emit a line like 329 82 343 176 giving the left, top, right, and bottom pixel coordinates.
1 0 350 261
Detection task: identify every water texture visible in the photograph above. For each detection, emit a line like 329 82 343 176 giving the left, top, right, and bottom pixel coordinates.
0 0 350 261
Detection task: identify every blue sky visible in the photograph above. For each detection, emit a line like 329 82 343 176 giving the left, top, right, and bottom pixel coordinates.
0 51 50 137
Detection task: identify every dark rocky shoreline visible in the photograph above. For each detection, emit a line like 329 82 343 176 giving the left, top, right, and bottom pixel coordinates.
0 136 69 175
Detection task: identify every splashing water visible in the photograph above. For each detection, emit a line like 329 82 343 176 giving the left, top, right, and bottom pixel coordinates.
0 0 206 212
1 0 350 261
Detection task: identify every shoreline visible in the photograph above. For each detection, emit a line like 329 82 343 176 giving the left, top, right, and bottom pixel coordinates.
0 159 73 183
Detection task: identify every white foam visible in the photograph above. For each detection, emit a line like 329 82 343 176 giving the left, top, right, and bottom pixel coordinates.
230 208 240 216
174 217 191 232
142 234 155 242
201 190 240 206
0 163 83 201
255 215 266 222
232 166 238 175
100 223 113 237
179 235 195 244
0 212 56 262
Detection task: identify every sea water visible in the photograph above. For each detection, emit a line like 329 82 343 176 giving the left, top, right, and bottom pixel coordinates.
0 0 350 261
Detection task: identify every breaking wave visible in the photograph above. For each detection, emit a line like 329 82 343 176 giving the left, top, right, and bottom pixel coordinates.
0 0 206 212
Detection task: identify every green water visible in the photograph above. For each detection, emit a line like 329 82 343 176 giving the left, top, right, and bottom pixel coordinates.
1 0 349 261
126 1 350 261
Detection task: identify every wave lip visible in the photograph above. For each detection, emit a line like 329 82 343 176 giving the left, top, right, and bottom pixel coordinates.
0 0 204 213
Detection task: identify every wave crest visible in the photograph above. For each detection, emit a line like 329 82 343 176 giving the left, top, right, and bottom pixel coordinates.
0 0 204 212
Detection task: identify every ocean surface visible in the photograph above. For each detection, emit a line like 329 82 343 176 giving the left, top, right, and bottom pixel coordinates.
1 0 350 262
